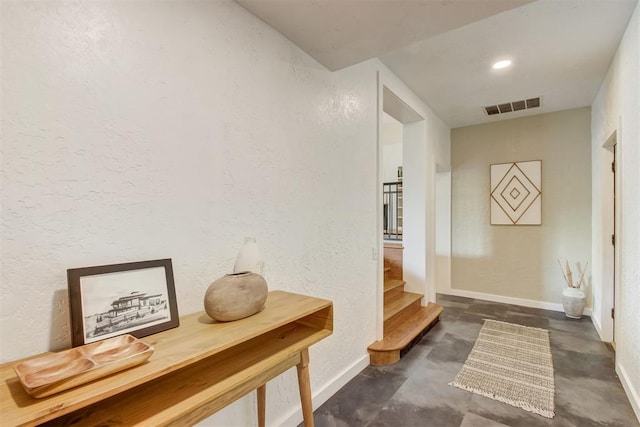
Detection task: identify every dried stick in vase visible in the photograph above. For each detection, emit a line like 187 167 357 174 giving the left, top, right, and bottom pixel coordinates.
565 260 574 287
557 259 569 287
577 261 588 288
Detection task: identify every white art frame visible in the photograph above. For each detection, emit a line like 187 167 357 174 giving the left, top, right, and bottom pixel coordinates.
490 160 542 225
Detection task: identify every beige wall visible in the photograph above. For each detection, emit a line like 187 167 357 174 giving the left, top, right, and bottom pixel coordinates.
451 108 592 306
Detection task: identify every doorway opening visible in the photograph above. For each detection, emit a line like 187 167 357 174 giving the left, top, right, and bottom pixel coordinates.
381 86 424 296
381 112 404 241
376 84 425 341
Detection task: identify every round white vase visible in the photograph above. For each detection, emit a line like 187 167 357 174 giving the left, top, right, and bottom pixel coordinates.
562 287 585 319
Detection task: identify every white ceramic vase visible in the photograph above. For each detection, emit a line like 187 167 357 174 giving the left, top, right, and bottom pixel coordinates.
562 287 585 319
233 237 264 275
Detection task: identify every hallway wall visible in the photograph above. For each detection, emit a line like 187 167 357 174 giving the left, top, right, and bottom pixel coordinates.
450 108 592 307
591 2 640 419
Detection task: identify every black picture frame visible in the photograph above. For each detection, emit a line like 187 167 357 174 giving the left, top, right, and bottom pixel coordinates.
68 258 179 347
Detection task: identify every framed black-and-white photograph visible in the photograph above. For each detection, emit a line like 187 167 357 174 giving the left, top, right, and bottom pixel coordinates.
68 259 179 347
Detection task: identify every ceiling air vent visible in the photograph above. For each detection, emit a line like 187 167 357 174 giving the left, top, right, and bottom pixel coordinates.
484 97 541 116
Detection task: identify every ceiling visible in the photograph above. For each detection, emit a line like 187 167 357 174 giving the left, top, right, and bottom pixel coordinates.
235 0 638 128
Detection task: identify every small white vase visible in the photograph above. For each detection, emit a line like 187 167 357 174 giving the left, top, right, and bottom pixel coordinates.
233 237 264 275
562 287 585 319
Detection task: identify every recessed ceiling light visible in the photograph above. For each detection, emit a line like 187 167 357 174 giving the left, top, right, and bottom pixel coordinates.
493 60 512 69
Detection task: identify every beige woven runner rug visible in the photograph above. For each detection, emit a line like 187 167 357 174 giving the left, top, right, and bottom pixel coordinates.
450 319 555 418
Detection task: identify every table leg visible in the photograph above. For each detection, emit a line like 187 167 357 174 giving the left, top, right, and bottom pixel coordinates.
296 348 314 427
257 384 266 427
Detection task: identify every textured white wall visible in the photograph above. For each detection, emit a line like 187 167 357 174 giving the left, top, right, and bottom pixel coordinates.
402 121 428 296
591 3 640 419
450 108 592 306
1 1 388 425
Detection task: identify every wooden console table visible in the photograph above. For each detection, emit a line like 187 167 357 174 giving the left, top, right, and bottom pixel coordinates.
0 291 333 426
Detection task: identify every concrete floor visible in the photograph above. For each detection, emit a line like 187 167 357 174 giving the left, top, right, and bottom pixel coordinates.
306 294 639 427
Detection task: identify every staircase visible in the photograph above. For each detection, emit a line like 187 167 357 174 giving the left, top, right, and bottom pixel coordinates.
368 243 443 365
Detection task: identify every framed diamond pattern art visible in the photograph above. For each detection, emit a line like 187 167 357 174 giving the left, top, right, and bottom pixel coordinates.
490 160 541 225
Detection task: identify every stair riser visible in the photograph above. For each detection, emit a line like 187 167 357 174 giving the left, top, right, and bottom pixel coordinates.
370 349 400 366
383 245 403 281
384 299 421 334
384 291 421 321
368 303 444 366
384 286 405 301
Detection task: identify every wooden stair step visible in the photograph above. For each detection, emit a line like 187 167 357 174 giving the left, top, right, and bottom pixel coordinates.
383 244 403 281
368 302 444 365
384 279 405 295
384 242 403 249
384 292 422 322
375 303 444 351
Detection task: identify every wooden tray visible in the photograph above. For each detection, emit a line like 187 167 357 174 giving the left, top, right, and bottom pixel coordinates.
14 334 153 398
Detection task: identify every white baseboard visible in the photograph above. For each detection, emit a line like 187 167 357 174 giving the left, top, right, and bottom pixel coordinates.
274 354 369 427
591 311 604 338
440 288 592 316
617 361 640 423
